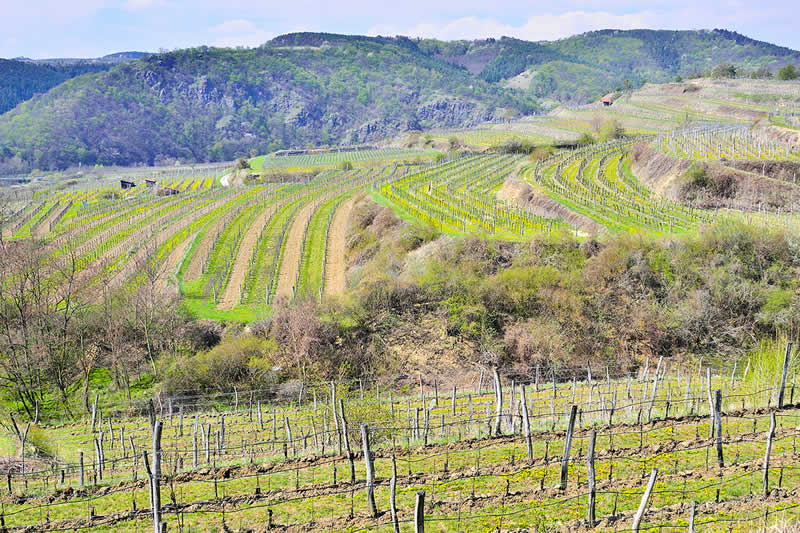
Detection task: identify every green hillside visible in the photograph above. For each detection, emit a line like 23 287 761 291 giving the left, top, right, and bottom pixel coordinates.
426 29 800 102
0 36 534 173
1 30 798 173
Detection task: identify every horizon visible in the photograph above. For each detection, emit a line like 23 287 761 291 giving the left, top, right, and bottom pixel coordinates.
7 27 800 61
2 1 798 59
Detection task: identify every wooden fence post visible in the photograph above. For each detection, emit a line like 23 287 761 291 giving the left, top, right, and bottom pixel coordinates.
390 454 400 533
492 367 503 436
143 420 163 533
520 384 533 463
339 399 355 484
714 390 724 467
778 342 793 408
414 490 425 533
763 411 777 496
331 381 342 455
688 500 696 533
361 424 377 517
632 468 658 533
79 451 84 488
587 430 597 527
560 405 577 491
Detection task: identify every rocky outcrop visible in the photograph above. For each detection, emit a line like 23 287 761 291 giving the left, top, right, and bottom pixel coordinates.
416 97 495 128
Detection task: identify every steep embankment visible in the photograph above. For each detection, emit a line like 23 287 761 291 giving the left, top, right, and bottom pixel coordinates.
498 177 604 235
630 142 800 210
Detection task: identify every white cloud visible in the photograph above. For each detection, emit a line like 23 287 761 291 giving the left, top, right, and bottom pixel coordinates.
368 11 660 42
208 19 274 48
124 0 166 9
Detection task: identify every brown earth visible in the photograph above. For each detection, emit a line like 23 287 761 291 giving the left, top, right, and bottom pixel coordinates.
154 231 196 297
218 203 285 310
498 162 604 235
498 177 604 235
631 142 800 211
274 200 319 302
32 201 72 237
323 195 357 296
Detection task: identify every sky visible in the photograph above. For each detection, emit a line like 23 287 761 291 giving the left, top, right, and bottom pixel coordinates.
1 0 798 59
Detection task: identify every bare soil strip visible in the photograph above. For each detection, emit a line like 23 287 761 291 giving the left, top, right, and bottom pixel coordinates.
274 200 318 302
155 231 197 297
323 195 356 296
217 202 284 310
183 217 224 282
33 199 78 237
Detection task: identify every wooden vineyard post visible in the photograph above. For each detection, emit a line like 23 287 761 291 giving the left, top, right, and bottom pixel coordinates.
91 393 99 433
520 384 533 463
632 468 658 533
688 500 696 533
493 367 503 436
560 405 577 491
143 420 164 533
390 454 400 533
763 412 777 497
339 399 356 484
414 490 425 533
778 342 793 408
587 430 597 527
361 424 377 517
331 381 342 455
714 390 724 467
451 385 457 416
79 451 84 488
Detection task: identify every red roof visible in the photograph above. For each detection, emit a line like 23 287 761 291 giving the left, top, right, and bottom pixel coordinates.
601 96 612 103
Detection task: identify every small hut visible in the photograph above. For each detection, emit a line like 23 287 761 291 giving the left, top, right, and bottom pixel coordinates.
601 96 613 106
120 179 136 189
145 178 156 188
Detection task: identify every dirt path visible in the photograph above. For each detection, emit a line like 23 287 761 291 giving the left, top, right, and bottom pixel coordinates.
33 201 72 237
217 203 284 310
323 195 356 296
183 216 226 282
274 200 318 302
155 232 196 298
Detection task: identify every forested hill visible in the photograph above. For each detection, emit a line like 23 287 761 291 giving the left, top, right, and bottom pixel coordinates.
421 29 800 102
1 29 798 173
0 36 534 172
0 53 146 114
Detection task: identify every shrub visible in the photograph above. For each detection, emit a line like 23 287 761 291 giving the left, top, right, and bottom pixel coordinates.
683 162 708 187
597 120 623 142
777 64 798 81
711 62 737 79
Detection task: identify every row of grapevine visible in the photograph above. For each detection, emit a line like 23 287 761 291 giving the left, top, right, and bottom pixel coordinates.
656 124 798 160
528 140 713 233
380 154 572 238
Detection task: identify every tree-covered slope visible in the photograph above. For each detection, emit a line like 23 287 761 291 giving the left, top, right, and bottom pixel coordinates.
427 29 800 102
1 30 798 173
0 59 113 115
0 35 533 172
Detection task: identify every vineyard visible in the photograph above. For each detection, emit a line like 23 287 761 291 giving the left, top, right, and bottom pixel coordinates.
0 127 798 324
3 349 800 531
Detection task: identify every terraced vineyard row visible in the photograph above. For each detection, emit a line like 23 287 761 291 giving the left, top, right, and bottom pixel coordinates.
378 154 574 238
253 148 437 172
522 140 715 233
656 124 800 160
